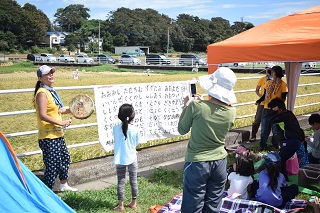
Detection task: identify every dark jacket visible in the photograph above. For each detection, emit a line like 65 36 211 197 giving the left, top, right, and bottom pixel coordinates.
271 110 303 141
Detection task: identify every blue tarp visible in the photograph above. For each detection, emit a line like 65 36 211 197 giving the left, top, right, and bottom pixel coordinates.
0 132 75 213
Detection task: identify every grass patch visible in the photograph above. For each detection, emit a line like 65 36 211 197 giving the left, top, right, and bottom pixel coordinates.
60 167 183 213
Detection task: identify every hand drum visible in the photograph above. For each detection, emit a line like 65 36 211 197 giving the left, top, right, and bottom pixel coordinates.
69 94 94 119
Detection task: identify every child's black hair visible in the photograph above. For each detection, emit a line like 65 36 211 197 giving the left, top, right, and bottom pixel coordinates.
265 163 281 192
268 98 286 110
308 113 320 125
118 103 135 140
234 155 254 177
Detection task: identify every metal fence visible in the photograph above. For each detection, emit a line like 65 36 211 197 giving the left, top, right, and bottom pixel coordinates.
1 73 320 158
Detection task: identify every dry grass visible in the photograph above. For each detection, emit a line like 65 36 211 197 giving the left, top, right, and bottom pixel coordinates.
1 67 320 170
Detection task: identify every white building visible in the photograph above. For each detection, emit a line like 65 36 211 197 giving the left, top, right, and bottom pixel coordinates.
43 32 69 48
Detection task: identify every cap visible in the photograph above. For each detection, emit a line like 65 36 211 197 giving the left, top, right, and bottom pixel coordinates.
37 65 55 77
264 152 281 166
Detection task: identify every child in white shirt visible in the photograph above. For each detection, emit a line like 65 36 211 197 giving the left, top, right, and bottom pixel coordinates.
227 155 254 199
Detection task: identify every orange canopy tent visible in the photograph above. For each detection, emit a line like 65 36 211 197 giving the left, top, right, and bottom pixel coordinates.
207 6 320 110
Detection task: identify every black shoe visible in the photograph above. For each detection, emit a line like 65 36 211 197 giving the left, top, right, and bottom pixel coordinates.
249 137 256 142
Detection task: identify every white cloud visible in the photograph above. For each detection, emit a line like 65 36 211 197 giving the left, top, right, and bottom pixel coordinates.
220 4 237 9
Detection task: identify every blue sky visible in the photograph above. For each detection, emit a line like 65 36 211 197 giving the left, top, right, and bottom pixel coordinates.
16 0 319 26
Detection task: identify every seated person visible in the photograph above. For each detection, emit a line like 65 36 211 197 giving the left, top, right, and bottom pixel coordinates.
227 155 254 199
251 152 298 208
306 113 320 164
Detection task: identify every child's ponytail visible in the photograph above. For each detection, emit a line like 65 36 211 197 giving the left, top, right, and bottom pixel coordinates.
118 104 135 140
264 153 281 192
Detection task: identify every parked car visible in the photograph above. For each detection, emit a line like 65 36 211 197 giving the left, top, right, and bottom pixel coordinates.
26 54 41 62
76 54 94 63
57 54 75 63
146 54 171 65
96 54 116 64
119 54 141 65
40 53 56 62
302 62 316 68
179 54 207 66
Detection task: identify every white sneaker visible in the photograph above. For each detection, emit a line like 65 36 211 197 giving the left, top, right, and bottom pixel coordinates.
60 184 78 192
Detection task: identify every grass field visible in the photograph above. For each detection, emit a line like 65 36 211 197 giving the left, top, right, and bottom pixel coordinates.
0 61 319 212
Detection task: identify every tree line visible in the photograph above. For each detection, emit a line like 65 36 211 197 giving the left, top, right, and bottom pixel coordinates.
0 0 254 54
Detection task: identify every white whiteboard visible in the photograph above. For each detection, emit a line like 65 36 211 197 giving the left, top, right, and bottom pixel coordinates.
94 81 191 152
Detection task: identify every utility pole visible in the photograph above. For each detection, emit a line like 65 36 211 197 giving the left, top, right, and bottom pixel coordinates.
166 19 173 57
98 20 101 54
166 27 169 57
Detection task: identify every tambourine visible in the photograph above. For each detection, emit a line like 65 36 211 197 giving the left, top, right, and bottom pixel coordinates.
69 94 95 119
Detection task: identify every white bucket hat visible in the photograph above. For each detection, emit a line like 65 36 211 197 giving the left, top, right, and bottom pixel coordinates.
199 67 237 104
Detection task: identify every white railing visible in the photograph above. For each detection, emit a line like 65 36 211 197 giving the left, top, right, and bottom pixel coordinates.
1 73 320 157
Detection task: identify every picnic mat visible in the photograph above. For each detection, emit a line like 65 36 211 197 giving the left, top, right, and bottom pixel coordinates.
150 193 308 213
150 193 182 213
219 197 307 213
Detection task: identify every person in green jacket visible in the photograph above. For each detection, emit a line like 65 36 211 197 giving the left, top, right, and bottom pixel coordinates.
178 67 237 213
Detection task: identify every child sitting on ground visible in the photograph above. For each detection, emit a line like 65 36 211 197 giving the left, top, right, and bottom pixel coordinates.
306 113 320 164
251 152 299 208
227 155 255 199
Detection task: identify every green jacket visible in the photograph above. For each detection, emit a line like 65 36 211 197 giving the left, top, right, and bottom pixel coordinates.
178 100 236 162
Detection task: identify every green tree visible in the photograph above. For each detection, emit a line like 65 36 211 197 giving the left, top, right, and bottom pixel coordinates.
231 21 254 34
113 34 128 47
64 34 79 48
72 19 99 52
209 17 233 42
0 0 52 49
0 0 25 45
101 31 113 52
175 14 201 52
0 31 16 51
22 3 50 45
67 44 77 52
109 8 171 52
54 4 90 32
88 41 98 53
